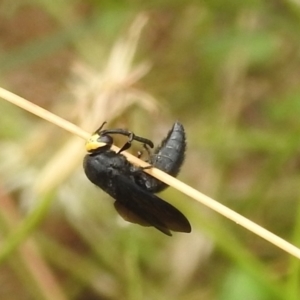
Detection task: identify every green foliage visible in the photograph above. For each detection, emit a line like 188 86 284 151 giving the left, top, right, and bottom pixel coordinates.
1 0 300 299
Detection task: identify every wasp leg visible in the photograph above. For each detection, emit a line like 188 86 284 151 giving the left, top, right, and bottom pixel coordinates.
118 132 134 154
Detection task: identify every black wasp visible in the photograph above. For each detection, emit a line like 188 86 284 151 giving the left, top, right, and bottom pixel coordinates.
83 121 191 236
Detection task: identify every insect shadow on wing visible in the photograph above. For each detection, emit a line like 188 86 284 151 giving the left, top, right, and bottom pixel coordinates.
83 122 191 236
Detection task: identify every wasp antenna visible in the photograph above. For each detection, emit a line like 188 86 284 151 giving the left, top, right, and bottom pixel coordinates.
94 121 107 134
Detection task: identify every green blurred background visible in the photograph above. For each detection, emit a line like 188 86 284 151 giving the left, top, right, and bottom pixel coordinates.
1 1 300 299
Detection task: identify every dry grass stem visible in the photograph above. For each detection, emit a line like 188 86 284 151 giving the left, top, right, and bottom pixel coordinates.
1 87 300 259
0 87 89 140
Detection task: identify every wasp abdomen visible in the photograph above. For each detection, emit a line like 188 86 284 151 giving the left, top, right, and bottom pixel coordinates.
136 122 186 193
151 121 186 175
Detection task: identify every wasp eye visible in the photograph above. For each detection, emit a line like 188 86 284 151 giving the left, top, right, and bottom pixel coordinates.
99 134 113 145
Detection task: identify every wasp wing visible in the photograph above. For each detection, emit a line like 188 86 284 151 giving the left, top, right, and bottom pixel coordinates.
113 175 191 236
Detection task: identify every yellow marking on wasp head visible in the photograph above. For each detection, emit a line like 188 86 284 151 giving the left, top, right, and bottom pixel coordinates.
85 133 107 152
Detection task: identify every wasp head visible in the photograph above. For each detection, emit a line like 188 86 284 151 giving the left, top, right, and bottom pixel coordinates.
85 133 113 153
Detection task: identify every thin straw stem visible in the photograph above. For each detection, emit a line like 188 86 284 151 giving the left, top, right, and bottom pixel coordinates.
0 88 89 140
1 87 300 259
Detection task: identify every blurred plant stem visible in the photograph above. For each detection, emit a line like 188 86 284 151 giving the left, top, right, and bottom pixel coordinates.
0 187 67 300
